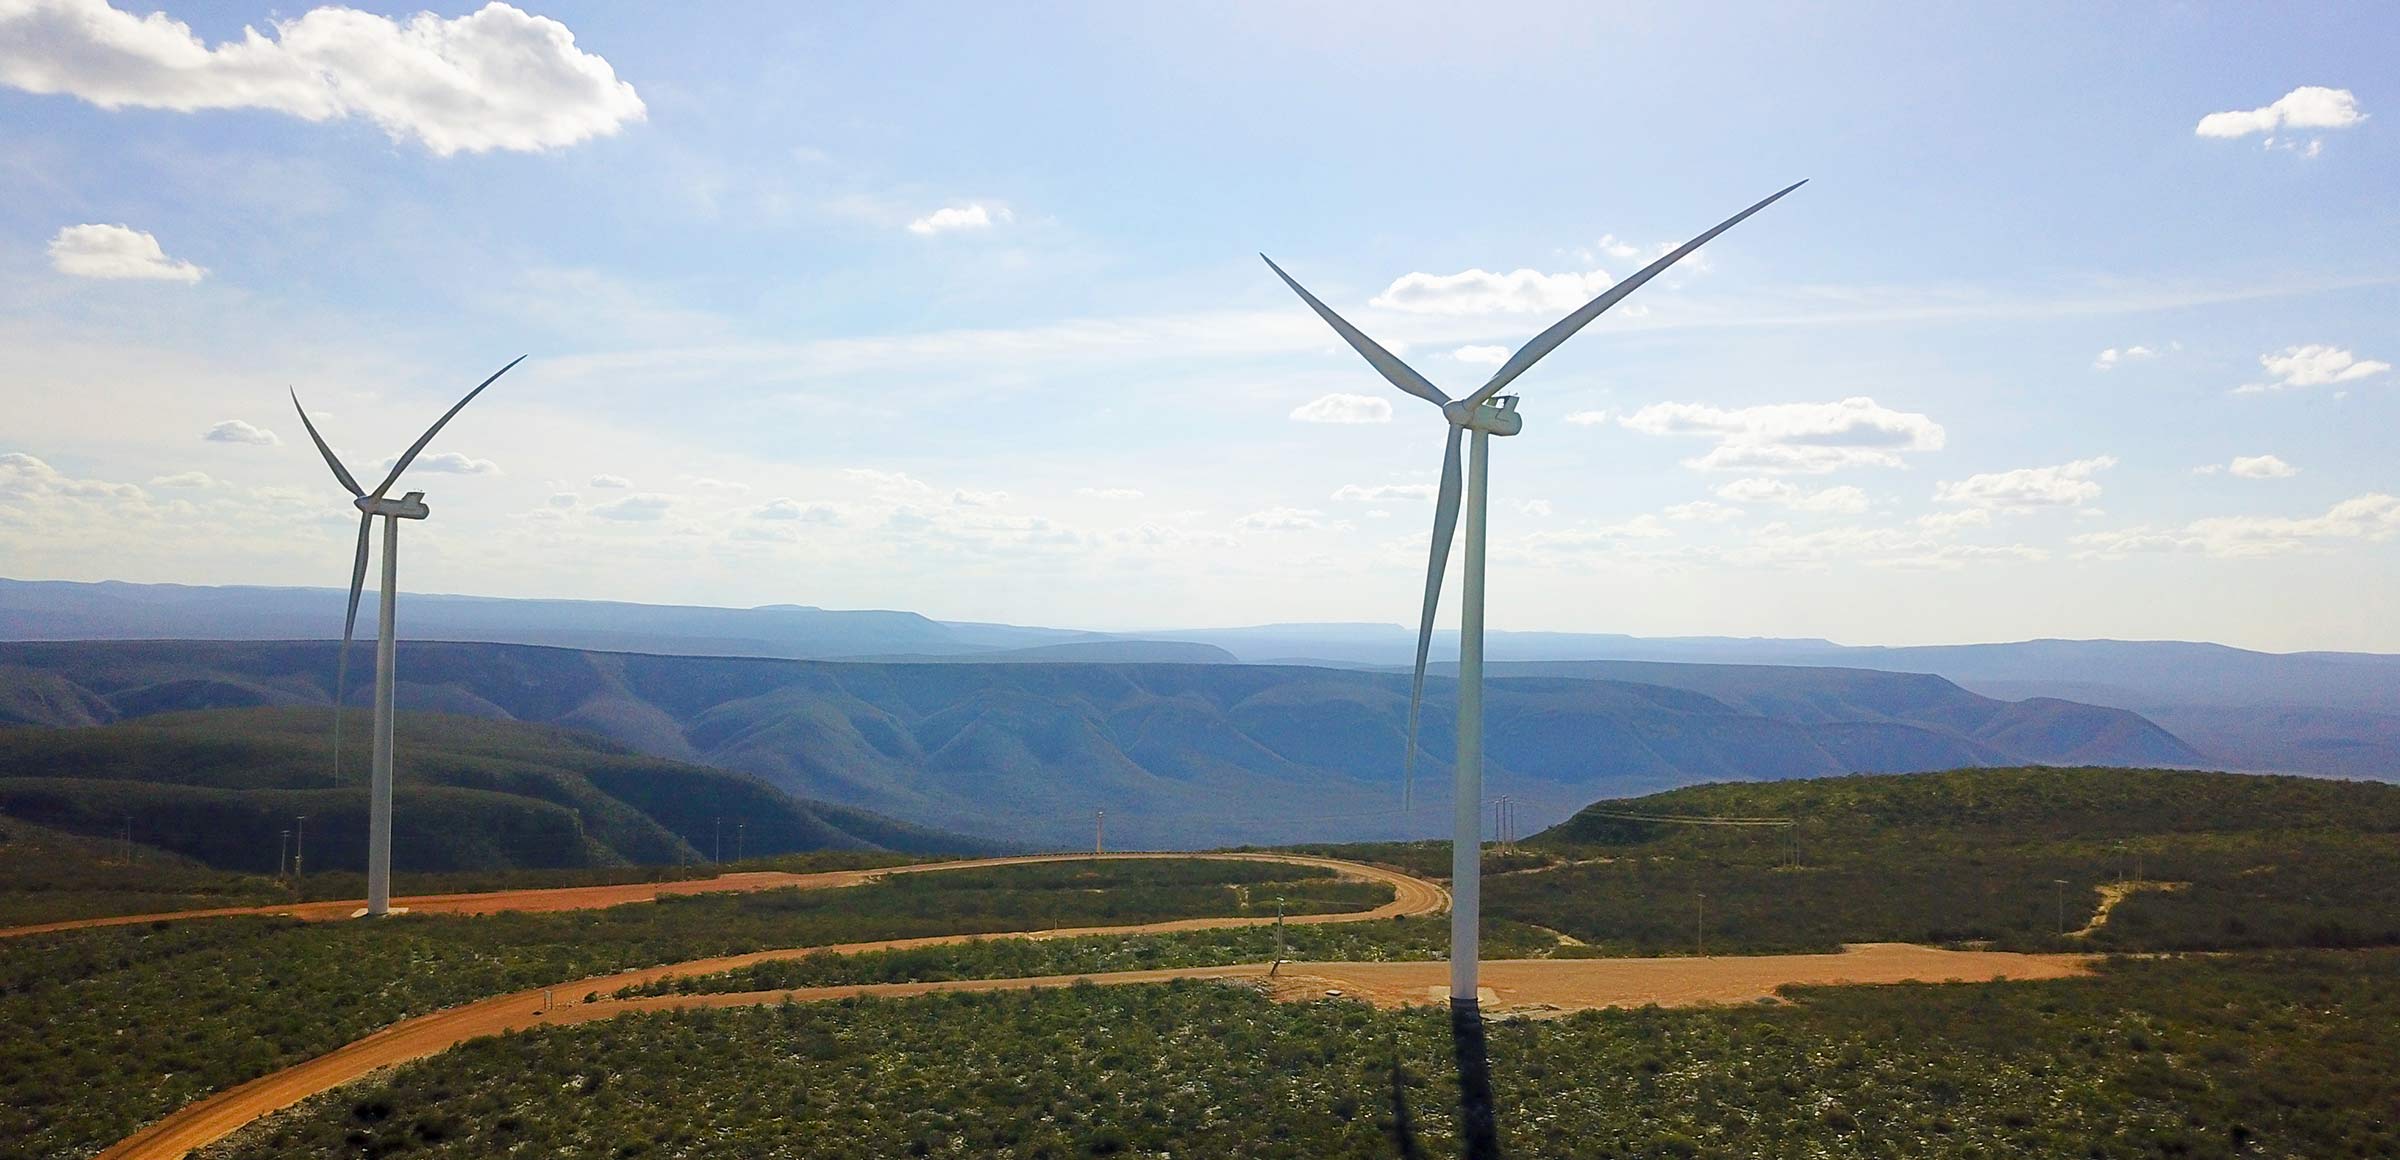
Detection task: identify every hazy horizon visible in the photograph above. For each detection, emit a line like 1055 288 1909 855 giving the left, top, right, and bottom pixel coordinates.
9 572 2397 657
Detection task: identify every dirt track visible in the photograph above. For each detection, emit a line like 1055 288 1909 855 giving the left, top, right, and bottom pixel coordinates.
92 851 1442 1160
90 855 2088 1160
1 851 1416 939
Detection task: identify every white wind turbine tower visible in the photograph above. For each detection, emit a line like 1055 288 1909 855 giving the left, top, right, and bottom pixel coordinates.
291 356 525 918
1264 181 1801 1154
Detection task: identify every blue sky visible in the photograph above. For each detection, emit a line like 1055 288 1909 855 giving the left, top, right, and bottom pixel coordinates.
1 1 2394 651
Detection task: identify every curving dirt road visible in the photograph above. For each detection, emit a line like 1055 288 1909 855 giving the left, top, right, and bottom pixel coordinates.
1 851 1436 939
95 851 1442 1160
91 854 2088 1160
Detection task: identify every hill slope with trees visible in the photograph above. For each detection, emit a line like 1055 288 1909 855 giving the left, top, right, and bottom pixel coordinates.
0 708 987 883
0 640 2201 847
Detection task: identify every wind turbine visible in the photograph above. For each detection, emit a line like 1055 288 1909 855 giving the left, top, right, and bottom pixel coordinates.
291 356 525 917
1263 180 1802 1156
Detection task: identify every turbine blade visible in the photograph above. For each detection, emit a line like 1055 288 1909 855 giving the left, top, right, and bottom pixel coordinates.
1403 426 1465 812
291 390 364 498
1260 254 1450 407
333 512 372 784
369 355 526 499
1462 180 1806 409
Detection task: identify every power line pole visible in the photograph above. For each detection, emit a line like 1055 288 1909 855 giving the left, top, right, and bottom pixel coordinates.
714 816 722 864
294 815 306 879
735 821 745 864
279 829 291 879
1094 808 1105 855
1272 895 1286 977
2054 879 2069 935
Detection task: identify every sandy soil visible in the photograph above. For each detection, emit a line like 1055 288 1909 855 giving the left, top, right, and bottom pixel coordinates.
1 850 1427 939
91 850 2094 1160
2070 880 2190 938
1258 942 2091 1012
92 852 1443 1160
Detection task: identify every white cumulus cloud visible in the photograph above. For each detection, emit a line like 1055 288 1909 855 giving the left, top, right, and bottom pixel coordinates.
1620 397 1945 474
0 0 646 155
2092 345 2159 370
588 473 631 489
1714 477 1869 514
1331 483 1435 503
1664 500 1744 523
1234 507 1324 532
2237 344 2390 393
842 467 936 495
907 203 1010 235
1451 345 1510 365
202 419 278 446
2075 494 2400 559
1371 267 1613 315
379 451 496 475
2196 86 2366 139
2228 454 2299 480
1934 456 2116 511
1076 487 1143 500
753 498 840 524
1290 393 1392 424
48 223 203 281
591 492 673 521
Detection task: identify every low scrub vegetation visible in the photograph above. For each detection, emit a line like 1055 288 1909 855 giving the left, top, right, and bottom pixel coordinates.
618 915 1560 999
0 858 1380 1160
1449 767 2399 956
207 950 2399 1159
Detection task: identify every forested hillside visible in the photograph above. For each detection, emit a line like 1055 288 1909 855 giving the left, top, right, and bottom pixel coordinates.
0 709 985 880
0 641 2201 847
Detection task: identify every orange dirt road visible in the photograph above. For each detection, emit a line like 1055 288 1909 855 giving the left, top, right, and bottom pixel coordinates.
1257 942 2092 1012
1 851 1426 939
94 851 1443 1160
91 855 2095 1160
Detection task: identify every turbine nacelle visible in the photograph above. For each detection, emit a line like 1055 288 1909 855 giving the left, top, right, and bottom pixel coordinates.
1444 396 1521 436
354 491 430 520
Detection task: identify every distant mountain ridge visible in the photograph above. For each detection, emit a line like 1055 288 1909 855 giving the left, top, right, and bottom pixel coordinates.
6 577 2387 779
0 579 1230 664
0 639 2201 848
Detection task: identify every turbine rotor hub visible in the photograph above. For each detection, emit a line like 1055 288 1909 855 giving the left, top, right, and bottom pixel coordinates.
1444 397 1523 436
355 491 431 520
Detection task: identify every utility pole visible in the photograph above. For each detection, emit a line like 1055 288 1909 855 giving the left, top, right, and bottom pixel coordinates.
1094 809 1105 855
279 829 291 879
294 815 306 879
1272 895 1286 977
2054 879 2069 935
735 821 746 864
1696 891 1707 958
714 817 722 864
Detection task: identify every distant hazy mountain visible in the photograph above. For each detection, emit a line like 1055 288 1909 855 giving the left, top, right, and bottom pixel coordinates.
0 579 1229 664
7 577 2386 779
0 640 2201 849
1152 627 2400 778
